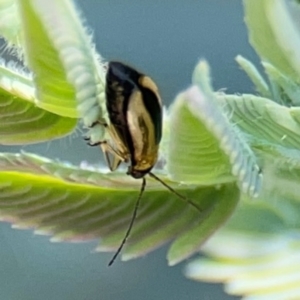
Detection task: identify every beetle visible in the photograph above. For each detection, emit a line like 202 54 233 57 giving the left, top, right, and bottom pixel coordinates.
103 61 162 178
88 61 201 265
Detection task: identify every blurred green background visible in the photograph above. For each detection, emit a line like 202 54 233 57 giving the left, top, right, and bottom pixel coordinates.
0 1 260 299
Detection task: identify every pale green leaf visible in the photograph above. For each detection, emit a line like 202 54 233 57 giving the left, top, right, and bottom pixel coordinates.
18 0 106 128
244 0 300 82
0 63 76 144
0 152 238 264
186 230 300 300
262 62 300 106
167 90 232 184
184 154 300 299
218 94 300 150
18 0 77 117
168 61 262 197
0 0 21 46
167 183 239 266
235 55 271 98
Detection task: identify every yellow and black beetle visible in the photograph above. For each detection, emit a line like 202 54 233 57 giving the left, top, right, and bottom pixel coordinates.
88 61 201 265
104 61 162 179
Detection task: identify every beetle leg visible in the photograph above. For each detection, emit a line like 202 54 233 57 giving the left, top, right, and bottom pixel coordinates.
100 141 125 171
90 118 108 128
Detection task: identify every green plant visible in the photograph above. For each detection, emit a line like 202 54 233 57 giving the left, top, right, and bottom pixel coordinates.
0 0 300 299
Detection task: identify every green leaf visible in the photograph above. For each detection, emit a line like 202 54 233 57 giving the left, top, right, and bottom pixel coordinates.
235 55 271 98
218 94 300 150
185 229 300 300
0 64 76 144
18 0 77 117
244 0 300 82
167 90 232 184
0 152 238 264
0 0 21 46
18 0 106 127
167 61 262 197
167 183 239 266
262 62 300 106
184 151 300 299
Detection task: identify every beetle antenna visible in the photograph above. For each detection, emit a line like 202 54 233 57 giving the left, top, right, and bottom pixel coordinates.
149 172 202 213
108 177 146 266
